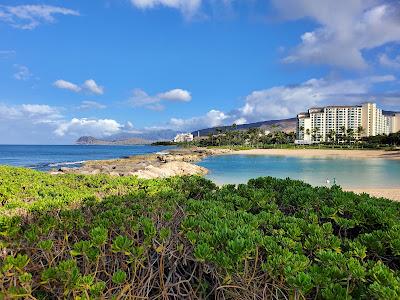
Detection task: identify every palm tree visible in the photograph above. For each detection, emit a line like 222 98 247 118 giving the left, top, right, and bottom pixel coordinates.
305 128 310 141
312 127 319 142
347 128 355 145
357 126 365 139
328 129 336 146
340 126 346 143
299 125 304 139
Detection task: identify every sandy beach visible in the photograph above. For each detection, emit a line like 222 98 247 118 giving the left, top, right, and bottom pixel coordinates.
344 188 400 202
229 148 400 160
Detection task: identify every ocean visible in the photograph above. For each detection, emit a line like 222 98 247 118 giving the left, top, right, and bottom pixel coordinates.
0 145 174 171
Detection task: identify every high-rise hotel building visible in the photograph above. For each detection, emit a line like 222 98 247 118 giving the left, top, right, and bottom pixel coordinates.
296 103 400 143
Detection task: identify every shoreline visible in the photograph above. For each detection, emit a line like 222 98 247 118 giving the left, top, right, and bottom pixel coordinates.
226 148 400 160
50 147 231 179
344 187 400 202
223 148 400 201
50 146 400 202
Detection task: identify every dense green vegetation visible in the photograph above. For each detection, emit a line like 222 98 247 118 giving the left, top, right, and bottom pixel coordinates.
361 132 400 148
192 127 296 147
150 141 177 146
1 166 400 299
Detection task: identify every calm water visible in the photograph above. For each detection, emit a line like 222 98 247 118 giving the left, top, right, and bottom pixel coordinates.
0 145 174 171
197 155 400 188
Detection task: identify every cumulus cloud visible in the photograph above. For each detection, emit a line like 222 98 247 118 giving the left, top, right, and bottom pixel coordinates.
156 75 398 131
158 89 191 102
78 101 107 110
273 0 400 69
0 4 79 30
0 103 127 143
53 79 104 95
13 64 32 80
162 109 228 131
237 76 398 122
130 0 201 18
53 79 81 92
54 118 123 138
0 103 62 124
129 88 192 110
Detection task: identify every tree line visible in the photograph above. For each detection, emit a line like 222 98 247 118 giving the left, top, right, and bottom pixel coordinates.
191 124 296 147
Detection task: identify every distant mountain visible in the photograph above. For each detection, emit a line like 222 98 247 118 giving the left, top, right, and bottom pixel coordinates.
76 136 152 145
106 129 178 141
383 110 400 116
192 118 297 137
76 129 179 145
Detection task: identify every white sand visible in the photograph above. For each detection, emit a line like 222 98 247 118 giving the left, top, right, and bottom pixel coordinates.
229 148 400 160
345 188 400 202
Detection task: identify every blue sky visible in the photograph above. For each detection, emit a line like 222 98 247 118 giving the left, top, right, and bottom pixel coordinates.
1 0 400 144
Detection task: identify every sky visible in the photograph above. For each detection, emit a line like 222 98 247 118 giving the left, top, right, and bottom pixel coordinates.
1 0 400 144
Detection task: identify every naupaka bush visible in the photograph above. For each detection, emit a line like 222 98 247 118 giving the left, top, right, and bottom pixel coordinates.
0 166 399 299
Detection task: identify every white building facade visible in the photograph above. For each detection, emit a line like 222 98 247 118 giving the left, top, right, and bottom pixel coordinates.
296 103 400 143
174 133 194 143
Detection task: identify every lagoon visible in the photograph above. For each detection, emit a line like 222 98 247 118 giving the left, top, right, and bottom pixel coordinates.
197 154 400 188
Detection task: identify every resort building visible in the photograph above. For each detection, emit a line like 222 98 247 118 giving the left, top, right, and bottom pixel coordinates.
296 103 400 144
174 133 194 143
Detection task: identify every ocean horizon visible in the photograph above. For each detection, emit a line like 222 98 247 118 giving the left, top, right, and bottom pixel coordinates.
0 144 174 171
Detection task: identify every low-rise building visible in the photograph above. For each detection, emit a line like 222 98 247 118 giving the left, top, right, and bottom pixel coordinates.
174 133 194 143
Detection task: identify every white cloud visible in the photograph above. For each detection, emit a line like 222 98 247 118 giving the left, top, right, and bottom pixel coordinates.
0 4 79 30
125 121 134 130
13 64 32 80
0 103 62 123
379 53 400 69
238 78 372 122
233 117 247 125
157 75 398 131
83 79 104 95
129 88 192 110
78 101 107 110
167 109 228 131
0 50 16 59
158 88 191 102
53 79 82 92
368 75 396 83
0 103 126 143
53 79 104 95
54 118 123 138
0 5 79 29
130 0 201 18
273 0 400 69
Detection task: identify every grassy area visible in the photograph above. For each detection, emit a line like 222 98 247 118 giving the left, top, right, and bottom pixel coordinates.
1 166 400 299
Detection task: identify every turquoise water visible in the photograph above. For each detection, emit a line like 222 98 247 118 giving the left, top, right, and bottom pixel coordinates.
197 155 400 188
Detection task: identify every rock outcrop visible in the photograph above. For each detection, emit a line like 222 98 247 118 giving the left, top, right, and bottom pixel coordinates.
50 147 231 179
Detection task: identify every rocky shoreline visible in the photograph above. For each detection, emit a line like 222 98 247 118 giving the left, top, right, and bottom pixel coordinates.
50 147 231 179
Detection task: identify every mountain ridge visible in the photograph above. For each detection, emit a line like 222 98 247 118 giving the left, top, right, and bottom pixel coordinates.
76 136 152 145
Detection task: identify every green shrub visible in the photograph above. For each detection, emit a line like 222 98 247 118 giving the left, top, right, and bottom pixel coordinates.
0 166 399 299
